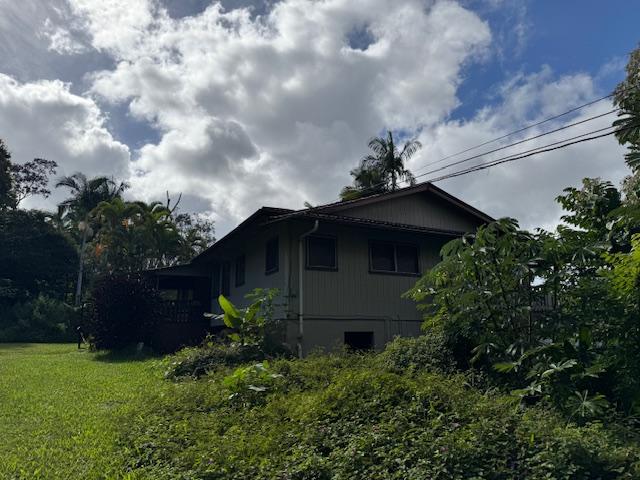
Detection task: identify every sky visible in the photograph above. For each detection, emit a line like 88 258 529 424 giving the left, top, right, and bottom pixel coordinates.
0 0 638 236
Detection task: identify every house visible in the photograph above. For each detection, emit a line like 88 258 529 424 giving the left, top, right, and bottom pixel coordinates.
150 182 493 354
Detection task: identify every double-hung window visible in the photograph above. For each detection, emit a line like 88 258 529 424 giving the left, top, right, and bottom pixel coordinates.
265 237 279 274
235 255 245 287
369 241 419 275
306 236 337 270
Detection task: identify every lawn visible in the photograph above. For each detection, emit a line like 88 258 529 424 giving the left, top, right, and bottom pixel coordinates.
0 343 160 479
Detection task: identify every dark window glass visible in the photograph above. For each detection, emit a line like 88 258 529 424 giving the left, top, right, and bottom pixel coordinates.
370 242 395 272
307 236 337 269
212 264 221 296
235 255 245 286
396 245 419 274
344 331 374 351
221 262 230 296
265 237 279 274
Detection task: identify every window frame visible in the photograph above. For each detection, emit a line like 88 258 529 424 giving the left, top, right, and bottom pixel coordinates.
305 234 338 271
234 255 246 287
221 262 231 296
368 240 421 276
265 236 279 275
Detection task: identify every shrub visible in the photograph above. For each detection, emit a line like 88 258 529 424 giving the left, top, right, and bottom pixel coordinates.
85 274 162 350
376 331 455 374
164 339 265 379
0 296 78 342
121 352 640 479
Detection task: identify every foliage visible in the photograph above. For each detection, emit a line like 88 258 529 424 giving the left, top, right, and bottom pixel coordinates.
85 273 164 350
217 288 281 348
122 349 640 479
406 178 640 416
613 45 640 171
9 157 58 207
0 138 15 209
223 361 284 407
90 198 215 274
163 338 265 379
375 330 455 375
0 296 78 342
0 209 77 303
340 130 421 200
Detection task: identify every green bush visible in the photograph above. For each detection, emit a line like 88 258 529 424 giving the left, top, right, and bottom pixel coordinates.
0 295 78 342
376 331 455 374
85 274 162 350
163 340 265 379
121 350 640 479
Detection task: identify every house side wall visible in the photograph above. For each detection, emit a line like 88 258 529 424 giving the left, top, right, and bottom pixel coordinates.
207 221 291 314
336 191 483 232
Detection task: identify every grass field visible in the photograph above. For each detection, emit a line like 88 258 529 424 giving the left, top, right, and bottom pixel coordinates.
0 343 160 479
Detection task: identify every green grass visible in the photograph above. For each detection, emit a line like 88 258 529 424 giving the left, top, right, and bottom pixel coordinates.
0 343 160 479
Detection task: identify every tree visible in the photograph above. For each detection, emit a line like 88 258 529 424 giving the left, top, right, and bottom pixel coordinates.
340 130 421 200
56 173 127 306
10 158 58 207
0 139 15 210
0 209 77 303
613 45 640 171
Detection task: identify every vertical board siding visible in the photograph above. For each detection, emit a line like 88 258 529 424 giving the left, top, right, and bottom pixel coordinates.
337 191 482 232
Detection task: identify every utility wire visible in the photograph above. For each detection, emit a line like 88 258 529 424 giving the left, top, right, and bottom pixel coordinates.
414 108 618 175
426 124 632 184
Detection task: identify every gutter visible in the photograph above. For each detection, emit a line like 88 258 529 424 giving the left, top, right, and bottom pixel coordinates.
297 220 319 358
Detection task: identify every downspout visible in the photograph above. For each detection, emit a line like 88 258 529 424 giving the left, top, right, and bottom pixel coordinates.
298 220 319 358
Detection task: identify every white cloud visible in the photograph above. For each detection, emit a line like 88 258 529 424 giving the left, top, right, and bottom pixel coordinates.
0 0 629 237
41 18 87 55
0 74 130 208
65 0 492 233
409 68 629 231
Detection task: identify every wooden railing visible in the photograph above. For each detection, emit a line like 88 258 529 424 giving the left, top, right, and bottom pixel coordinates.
159 300 207 323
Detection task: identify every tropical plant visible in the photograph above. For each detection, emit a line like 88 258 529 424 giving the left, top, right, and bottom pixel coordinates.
216 288 280 348
613 44 640 171
340 130 421 200
56 173 127 305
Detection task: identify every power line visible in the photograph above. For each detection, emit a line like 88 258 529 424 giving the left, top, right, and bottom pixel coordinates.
417 123 617 180
426 124 631 184
414 108 618 175
322 84 633 206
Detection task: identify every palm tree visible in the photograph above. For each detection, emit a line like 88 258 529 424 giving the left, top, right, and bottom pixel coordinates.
364 130 421 191
56 173 127 306
340 130 422 200
340 164 388 201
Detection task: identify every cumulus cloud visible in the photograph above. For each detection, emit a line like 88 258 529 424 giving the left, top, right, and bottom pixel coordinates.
0 0 629 236
409 67 628 231
65 0 492 233
0 74 130 208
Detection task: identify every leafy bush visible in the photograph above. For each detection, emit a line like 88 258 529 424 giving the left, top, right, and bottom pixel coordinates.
0 209 77 302
121 351 640 479
376 330 455 375
163 339 265 379
223 362 284 407
85 273 163 350
0 295 78 342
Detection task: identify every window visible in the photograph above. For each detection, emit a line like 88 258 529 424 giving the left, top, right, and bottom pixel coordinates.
344 331 374 351
235 255 245 287
265 237 279 274
221 262 230 296
369 241 419 275
306 236 337 270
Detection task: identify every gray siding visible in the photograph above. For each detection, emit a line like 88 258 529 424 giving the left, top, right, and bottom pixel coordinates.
300 222 445 322
336 191 482 232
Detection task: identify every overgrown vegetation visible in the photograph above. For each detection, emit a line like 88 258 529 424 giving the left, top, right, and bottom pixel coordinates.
85 274 164 350
121 344 640 479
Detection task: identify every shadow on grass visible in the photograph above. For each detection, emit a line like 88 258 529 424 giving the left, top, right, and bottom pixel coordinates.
92 344 161 363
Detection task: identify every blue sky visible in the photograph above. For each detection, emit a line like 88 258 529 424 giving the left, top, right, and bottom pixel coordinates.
0 0 637 234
